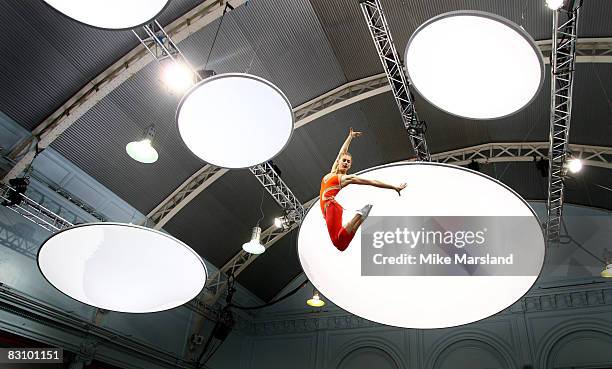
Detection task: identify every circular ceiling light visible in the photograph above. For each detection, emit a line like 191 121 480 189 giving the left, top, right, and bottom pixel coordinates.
298 162 545 329
43 0 170 30
405 11 544 120
38 223 207 313
176 73 294 169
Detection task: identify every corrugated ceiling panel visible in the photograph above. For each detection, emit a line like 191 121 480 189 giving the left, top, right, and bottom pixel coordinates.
163 169 281 268
50 78 201 213
309 0 612 81
0 0 202 131
231 0 347 105
236 229 303 302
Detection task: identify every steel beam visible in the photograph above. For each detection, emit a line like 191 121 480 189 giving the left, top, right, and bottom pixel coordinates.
143 165 228 229
546 2 581 246
359 0 430 161
3 0 246 183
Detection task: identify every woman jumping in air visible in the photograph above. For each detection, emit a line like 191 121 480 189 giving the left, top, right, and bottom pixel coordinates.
320 128 406 251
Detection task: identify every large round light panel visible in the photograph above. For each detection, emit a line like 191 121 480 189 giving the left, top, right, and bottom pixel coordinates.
298 162 545 328
43 0 170 30
177 73 294 169
38 223 207 313
405 11 544 119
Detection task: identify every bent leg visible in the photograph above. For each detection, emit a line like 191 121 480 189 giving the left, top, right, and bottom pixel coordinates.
324 202 356 251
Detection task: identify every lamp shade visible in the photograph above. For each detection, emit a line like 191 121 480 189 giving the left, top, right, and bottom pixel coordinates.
601 264 612 278
126 139 158 163
307 291 325 307
176 73 294 169
405 11 544 120
43 0 170 30
38 223 207 313
242 226 266 255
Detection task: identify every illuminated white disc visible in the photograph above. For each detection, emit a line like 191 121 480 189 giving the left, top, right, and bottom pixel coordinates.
43 0 170 30
176 73 294 169
405 11 544 119
298 162 545 329
38 223 207 313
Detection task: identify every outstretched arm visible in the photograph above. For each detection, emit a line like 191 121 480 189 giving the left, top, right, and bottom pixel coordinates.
345 175 407 196
331 128 362 173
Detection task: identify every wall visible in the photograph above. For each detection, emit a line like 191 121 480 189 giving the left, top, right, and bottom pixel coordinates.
213 203 612 369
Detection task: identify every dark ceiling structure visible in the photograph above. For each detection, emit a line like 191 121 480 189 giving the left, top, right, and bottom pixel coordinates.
0 0 611 301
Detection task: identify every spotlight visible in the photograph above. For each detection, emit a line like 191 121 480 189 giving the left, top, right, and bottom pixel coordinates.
162 60 195 94
535 157 549 178
274 216 290 229
126 125 158 163
546 0 565 10
242 226 265 254
3 178 29 206
467 160 480 172
566 157 583 174
306 290 325 307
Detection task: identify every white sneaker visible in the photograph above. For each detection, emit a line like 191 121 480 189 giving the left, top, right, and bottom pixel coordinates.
356 204 373 220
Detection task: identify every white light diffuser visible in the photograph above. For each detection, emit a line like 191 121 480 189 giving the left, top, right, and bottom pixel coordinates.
405 11 544 119
176 73 294 168
38 223 207 313
298 162 545 329
43 0 170 30
126 139 158 163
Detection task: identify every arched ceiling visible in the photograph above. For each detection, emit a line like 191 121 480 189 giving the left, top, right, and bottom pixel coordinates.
0 0 611 301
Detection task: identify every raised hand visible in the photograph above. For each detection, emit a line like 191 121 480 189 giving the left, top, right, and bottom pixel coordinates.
395 183 407 196
349 127 363 138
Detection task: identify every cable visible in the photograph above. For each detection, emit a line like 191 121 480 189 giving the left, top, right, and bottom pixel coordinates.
204 3 232 70
229 278 308 310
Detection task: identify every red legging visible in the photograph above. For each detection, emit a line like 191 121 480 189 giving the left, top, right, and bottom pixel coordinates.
324 200 356 251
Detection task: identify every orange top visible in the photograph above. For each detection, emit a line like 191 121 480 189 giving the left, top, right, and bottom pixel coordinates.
320 174 342 212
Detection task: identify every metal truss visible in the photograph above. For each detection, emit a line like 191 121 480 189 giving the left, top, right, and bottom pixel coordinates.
143 165 228 229
249 162 306 225
199 198 317 307
134 20 184 62
293 73 390 128
140 33 612 229
3 0 245 183
546 2 581 246
1 183 73 232
202 142 612 306
359 0 430 161
538 37 612 64
430 142 612 168
0 223 40 259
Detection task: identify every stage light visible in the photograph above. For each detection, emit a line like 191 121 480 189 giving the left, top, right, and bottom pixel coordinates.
467 160 480 172
601 264 612 278
38 223 207 313
163 61 196 95
126 125 158 163
405 11 544 119
298 162 545 329
43 0 170 30
274 217 283 228
176 73 294 168
536 157 549 178
546 0 565 10
242 226 265 255
567 157 583 173
307 290 325 307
